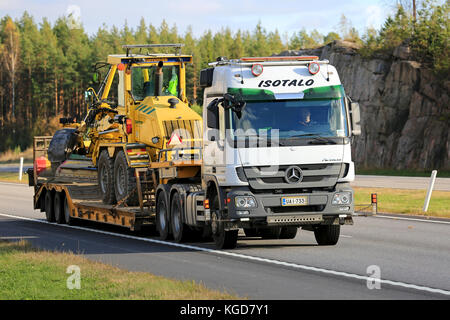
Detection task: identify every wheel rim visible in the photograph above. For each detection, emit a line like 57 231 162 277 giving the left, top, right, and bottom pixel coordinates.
211 211 219 235
116 164 125 196
100 165 108 193
158 199 166 230
173 201 180 234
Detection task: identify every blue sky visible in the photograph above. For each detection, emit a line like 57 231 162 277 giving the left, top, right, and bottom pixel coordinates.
0 0 392 38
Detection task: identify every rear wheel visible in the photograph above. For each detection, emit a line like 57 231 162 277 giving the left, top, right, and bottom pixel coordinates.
171 192 189 243
54 192 65 224
44 191 55 222
156 192 170 240
63 195 73 225
279 226 298 239
314 225 340 246
98 150 116 204
211 195 238 249
114 150 139 206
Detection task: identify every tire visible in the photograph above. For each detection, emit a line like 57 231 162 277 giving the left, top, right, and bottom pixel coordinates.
243 228 259 237
156 191 170 240
211 195 238 249
98 149 116 204
171 192 189 243
114 150 139 206
54 192 65 224
279 226 298 239
63 195 74 225
314 225 340 246
48 128 77 165
44 191 55 222
259 227 282 239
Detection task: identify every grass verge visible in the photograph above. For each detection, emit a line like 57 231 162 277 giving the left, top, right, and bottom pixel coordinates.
354 187 450 218
0 172 28 184
0 239 239 300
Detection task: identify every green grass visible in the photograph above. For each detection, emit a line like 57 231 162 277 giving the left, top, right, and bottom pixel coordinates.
356 168 450 178
0 240 239 300
0 172 28 184
354 187 450 218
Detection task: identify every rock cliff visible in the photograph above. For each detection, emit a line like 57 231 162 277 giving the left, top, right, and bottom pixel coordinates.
279 41 449 170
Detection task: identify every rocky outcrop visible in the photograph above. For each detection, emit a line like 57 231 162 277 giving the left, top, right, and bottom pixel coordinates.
279 41 449 170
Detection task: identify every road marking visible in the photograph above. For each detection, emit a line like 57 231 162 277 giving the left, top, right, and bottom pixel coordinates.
374 215 450 225
1 212 449 297
341 235 352 238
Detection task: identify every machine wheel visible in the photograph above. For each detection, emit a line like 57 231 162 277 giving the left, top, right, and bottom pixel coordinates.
243 228 259 237
171 192 189 243
279 226 298 239
114 150 139 206
63 195 73 225
53 192 65 224
314 225 340 246
211 195 238 249
44 191 55 222
156 192 170 240
259 227 282 239
98 149 116 204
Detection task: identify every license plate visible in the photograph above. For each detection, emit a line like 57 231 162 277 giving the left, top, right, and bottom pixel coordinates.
281 196 308 206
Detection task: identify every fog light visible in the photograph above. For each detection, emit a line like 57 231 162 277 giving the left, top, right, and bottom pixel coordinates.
237 210 250 215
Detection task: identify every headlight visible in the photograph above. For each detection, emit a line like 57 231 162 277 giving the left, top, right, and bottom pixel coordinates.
235 196 257 208
332 192 352 205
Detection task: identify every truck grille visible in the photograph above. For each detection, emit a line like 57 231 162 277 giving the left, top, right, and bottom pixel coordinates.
163 120 202 140
243 163 343 190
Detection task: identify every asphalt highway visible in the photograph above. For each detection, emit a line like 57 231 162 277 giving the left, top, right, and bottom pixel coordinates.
0 182 449 299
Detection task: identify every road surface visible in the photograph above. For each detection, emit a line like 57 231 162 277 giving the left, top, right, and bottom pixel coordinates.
0 182 449 299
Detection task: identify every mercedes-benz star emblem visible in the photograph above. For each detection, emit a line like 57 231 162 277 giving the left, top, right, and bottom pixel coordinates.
285 166 303 184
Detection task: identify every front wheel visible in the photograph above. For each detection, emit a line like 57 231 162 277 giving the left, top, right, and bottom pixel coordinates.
114 150 139 206
211 195 238 249
98 150 116 205
314 225 340 246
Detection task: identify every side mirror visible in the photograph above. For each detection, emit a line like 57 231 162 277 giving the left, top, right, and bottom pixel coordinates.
84 90 94 105
207 98 219 129
92 71 101 84
350 102 361 136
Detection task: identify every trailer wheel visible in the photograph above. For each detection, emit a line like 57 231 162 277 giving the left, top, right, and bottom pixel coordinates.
259 227 282 239
54 192 65 224
63 195 73 225
44 191 55 222
314 225 340 246
171 192 189 243
98 150 116 204
156 192 170 240
279 226 298 239
114 150 139 206
211 195 238 249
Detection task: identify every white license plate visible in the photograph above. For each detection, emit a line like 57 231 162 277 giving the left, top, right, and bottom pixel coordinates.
281 196 308 206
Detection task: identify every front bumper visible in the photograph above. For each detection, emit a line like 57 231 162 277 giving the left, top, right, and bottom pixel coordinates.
223 185 354 228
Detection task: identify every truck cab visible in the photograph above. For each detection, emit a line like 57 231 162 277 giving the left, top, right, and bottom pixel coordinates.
200 56 361 247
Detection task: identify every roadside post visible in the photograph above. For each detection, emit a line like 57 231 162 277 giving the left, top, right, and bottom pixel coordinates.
371 193 377 215
423 170 437 212
19 157 24 181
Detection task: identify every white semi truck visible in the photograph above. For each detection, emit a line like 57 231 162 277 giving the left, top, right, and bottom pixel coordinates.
31 52 361 250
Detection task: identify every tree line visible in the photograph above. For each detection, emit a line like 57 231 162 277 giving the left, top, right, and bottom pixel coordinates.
0 0 447 153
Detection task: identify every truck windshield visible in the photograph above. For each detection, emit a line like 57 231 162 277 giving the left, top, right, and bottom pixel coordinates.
230 99 348 143
131 65 180 101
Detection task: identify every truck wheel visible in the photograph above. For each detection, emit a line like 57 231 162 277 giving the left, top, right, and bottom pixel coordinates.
279 226 298 239
114 150 139 206
171 192 189 243
314 225 340 246
243 228 259 237
63 195 73 225
211 195 238 249
54 192 65 224
98 150 116 204
156 192 170 240
259 227 282 239
44 191 55 222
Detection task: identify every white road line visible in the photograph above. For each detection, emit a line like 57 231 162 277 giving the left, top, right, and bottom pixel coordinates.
341 235 353 238
1 212 449 297
374 215 450 225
